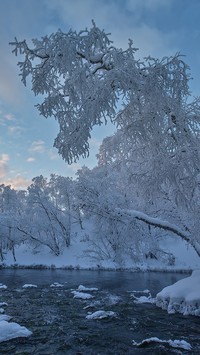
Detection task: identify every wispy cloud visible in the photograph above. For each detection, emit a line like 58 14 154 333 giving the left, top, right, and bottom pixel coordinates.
8 125 24 134
0 154 9 179
4 113 15 121
29 140 46 153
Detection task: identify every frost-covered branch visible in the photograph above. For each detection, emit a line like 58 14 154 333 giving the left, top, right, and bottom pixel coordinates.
115 208 200 257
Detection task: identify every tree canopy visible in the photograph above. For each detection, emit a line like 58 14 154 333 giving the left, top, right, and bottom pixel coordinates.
10 22 200 164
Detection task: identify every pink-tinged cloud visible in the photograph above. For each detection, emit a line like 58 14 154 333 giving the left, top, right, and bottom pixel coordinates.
3 175 31 190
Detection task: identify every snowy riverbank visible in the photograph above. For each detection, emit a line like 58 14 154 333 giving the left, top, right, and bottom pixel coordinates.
1 233 199 272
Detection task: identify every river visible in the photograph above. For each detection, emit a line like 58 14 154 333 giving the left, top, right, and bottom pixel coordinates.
0 269 199 354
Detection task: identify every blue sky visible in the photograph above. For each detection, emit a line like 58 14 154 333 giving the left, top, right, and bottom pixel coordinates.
0 0 200 189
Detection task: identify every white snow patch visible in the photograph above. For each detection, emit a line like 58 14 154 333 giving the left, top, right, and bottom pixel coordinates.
156 270 200 316
0 303 8 307
71 291 94 299
0 284 7 290
132 295 155 304
132 337 192 350
50 282 64 288
86 310 117 320
77 285 98 292
22 284 37 288
0 320 32 343
130 289 155 304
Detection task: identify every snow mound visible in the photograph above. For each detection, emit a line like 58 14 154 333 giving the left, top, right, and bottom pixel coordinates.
71 291 94 299
0 315 11 322
77 285 98 292
130 289 155 304
50 282 64 288
22 284 37 288
156 270 200 316
0 320 32 343
0 284 7 290
132 337 192 350
133 295 155 304
86 310 116 320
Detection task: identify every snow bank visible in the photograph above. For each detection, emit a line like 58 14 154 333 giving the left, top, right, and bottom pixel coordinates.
0 320 32 343
156 270 200 316
132 337 192 350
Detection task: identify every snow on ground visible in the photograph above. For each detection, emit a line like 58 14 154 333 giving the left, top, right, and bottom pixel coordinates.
132 337 192 350
86 310 117 320
0 320 32 343
0 284 7 290
1 232 199 271
156 270 200 316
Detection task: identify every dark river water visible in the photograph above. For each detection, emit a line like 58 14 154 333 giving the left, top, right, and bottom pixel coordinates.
0 269 199 354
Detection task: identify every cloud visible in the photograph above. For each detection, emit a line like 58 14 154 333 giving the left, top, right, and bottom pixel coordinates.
44 0 176 59
29 140 45 153
3 175 31 190
8 125 24 134
27 157 35 162
125 0 172 12
3 114 15 121
0 110 24 135
0 154 9 179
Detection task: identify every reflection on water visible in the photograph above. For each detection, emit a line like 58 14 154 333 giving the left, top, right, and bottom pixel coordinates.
0 270 199 354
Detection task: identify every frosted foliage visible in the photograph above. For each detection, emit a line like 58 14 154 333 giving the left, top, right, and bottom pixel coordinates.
10 22 200 164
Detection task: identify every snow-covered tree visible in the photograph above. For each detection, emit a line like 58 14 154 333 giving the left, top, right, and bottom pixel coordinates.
0 185 25 261
10 22 200 257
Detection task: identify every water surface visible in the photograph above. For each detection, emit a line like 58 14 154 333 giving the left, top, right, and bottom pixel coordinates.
0 270 199 354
